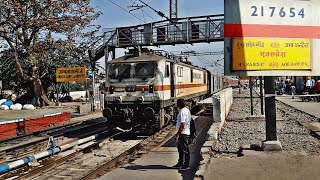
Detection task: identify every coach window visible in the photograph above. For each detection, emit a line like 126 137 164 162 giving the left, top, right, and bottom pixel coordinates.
190 69 193 83
165 64 170 77
177 66 183 77
203 73 206 84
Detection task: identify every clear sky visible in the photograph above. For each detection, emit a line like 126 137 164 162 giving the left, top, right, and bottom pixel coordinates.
90 0 224 74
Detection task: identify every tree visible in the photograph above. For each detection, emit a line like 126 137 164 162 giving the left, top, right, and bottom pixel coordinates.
0 0 101 106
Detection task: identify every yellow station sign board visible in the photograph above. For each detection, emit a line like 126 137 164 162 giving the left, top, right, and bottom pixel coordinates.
232 38 311 70
56 67 86 82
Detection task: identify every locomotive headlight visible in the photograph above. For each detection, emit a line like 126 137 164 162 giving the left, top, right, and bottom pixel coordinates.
109 86 114 94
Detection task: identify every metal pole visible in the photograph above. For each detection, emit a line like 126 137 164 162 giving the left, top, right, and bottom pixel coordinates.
92 68 95 111
264 76 277 141
90 48 96 112
85 78 88 102
56 84 59 103
0 80 2 97
104 46 109 107
68 82 70 96
238 78 241 94
249 78 253 115
260 76 264 115
0 0 2 22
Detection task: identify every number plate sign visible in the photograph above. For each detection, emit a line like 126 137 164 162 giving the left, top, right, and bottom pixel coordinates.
224 0 320 76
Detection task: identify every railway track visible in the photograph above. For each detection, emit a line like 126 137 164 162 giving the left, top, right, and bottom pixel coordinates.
0 117 108 165
1 124 175 180
276 100 319 123
1 103 210 180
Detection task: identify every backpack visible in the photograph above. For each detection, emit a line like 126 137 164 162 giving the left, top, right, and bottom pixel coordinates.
189 118 197 144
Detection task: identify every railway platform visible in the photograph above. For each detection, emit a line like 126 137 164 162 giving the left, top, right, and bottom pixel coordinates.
276 95 320 118
98 91 320 180
0 102 99 140
0 109 71 139
98 115 213 180
202 91 320 180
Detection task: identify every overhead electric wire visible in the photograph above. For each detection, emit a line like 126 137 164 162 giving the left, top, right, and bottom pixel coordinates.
136 0 170 21
104 0 222 72
106 0 145 23
129 0 157 22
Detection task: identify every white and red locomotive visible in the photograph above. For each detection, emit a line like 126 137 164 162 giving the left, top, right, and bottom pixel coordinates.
102 48 237 133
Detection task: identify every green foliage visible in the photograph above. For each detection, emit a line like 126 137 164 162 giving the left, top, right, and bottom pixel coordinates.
0 0 102 97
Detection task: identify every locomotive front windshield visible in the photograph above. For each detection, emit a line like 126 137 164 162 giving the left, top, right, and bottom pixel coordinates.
109 63 131 79
108 62 156 79
134 62 155 77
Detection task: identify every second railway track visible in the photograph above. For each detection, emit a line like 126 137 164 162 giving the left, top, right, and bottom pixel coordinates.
0 117 109 165
1 124 175 180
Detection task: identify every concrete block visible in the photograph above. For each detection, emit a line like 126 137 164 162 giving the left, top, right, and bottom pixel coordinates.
206 123 222 141
202 141 216 148
212 96 222 123
246 115 265 121
201 146 212 154
195 154 211 178
242 150 262 156
262 141 282 151
77 103 91 114
309 122 320 132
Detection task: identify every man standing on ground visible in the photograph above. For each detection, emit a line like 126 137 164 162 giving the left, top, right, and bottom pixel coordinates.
173 98 191 170
306 76 312 92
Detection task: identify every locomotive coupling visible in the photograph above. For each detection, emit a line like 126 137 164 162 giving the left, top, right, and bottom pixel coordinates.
115 96 123 103
121 108 134 122
137 96 144 103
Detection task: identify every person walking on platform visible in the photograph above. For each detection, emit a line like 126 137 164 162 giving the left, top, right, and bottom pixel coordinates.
311 80 320 94
306 77 312 93
172 98 191 171
311 77 316 87
290 82 296 99
280 80 286 95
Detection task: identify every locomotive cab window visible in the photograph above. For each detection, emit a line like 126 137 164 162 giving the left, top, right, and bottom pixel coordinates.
190 69 193 83
204 73 206 84
177 66 183 77
165 64 170 77
109 63 131 79
134 62 156 78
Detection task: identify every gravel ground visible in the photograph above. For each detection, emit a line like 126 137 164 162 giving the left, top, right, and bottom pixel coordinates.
218 88 320 156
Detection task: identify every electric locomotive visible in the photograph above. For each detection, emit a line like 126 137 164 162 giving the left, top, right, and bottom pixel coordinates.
102 48 235 133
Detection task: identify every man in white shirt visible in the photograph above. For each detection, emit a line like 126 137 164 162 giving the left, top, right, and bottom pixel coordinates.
172 98 191 170
306 78 312 92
